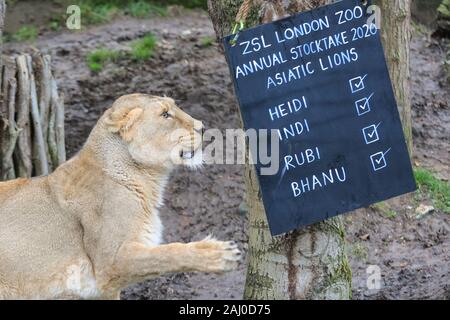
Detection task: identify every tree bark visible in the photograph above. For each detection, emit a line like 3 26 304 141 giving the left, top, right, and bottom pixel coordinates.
1 0 6 161
52 77 66 166
27 55 49 176
243 161 351 299
14 55 33 177
375 0 412 154
35 54 52 164
208 0 352 300
0 1 4 49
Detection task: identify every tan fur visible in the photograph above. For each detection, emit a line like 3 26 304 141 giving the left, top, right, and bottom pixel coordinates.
0 94 240 300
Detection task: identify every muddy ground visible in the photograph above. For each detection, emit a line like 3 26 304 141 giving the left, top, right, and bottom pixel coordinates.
3 9 449 299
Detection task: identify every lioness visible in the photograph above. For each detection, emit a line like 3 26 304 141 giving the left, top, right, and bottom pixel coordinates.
0 94 240 299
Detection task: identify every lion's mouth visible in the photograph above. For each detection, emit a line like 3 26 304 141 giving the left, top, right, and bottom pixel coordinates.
180 150 195 159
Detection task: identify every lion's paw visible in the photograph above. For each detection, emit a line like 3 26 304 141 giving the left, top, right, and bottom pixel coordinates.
191 238 241 273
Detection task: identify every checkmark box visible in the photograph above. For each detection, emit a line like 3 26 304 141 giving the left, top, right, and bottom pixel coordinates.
355 93 374 116
349 74 368 93
362 122 381 145
370 148 391 171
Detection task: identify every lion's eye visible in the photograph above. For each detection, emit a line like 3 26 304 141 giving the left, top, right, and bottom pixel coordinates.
162 111 170 119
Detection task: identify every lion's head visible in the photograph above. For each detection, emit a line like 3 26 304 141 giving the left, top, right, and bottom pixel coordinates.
104 94 203 169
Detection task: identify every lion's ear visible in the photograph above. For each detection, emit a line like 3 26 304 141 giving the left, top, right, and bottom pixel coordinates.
105 107 144 142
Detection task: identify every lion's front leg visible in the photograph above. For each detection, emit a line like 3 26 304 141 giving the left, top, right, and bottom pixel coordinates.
106 238 241 291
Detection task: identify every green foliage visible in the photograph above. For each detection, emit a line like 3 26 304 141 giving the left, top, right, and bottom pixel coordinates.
86 48 121 72
6 0 206 39
370 201 397 218
164 0 207 9
79 0 206 7
384 210 398 219
147 0 207 9
75 1 170 25
199 36 215 47
79 1 120 25
414 168 450 213
371 201 388 212
350 243 368 261
5 0 18 6
49 21 61 32
411 20 429 35
130 34 157 60
127 1 167 18
48 15 66 32
12 26 38 42
438 0 450 34
438 0 450 18
86 34 157 71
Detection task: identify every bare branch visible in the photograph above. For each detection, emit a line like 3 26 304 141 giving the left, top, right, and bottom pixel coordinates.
27 55 49 176
14 55 33 177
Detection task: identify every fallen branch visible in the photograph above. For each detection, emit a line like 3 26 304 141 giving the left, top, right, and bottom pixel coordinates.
14 55 33 177
27 55 49 176
52 78 66 166
48 84 58 169
1 78 19 180
35 54 52 152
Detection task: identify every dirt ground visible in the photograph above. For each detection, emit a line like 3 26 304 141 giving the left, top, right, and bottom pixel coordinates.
3 9 449 300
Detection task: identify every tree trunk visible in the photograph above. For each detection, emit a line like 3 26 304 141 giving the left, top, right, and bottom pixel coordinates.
375 0 412 154
207 0 352 300
243 162 351 299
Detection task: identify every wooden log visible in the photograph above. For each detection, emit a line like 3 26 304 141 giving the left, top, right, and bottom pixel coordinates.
0 64 6 164
0 64 4 115
0 57 16 178
34 54 52 155
27 55 49 176
0 0 5 180
14 55 33 177
47 84 58 169
52 78 66 166
2 78 18 180
0 52 66 180
0 1 4 56
0 57 16 112
52 79 66 165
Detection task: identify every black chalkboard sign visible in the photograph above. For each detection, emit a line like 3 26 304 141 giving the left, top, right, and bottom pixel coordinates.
223 0 417 235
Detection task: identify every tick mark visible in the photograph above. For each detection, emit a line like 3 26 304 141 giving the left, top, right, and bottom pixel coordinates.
349 74 368 93
370 148 391 171
362 122 381 144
